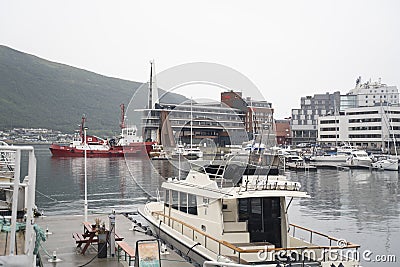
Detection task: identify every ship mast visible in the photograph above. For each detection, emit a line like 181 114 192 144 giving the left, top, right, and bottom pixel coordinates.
120 104 125 129
80 115 86 138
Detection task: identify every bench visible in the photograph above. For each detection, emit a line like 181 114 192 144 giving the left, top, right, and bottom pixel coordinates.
116 241 135 265
72 233 88 248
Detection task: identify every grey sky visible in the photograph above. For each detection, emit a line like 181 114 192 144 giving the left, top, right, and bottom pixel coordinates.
1 0 399 119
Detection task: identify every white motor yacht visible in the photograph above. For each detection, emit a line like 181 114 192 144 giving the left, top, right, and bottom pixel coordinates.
140 162 360 267
345 150 372 168
310 144 358 163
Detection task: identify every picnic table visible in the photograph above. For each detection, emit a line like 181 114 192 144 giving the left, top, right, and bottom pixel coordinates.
72 221 124 255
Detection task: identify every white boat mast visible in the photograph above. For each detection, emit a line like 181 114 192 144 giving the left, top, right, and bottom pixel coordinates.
190 97 193 150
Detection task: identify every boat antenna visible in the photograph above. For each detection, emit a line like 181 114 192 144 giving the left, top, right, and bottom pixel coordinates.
178 147 181 180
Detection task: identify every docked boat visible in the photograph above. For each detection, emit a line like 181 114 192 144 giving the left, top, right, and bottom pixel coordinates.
371 155 399 171
183 146 204 159
310 144 358 163
139 161 359 266
150 144 170 160
171 143 204 160
50 107 155 157
345 150 372 168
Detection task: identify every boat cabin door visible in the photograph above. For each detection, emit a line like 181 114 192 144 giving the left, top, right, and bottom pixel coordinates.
238 197 282 247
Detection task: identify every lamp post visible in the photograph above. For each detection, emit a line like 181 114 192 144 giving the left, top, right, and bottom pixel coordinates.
84 127 88 222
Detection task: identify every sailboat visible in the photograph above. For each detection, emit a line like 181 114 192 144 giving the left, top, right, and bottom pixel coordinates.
178 98 203 160
372 104 399 171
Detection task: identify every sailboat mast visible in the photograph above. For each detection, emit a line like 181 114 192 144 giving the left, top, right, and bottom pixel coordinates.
190 98 193 150
388 104 398 156
334 98 338 146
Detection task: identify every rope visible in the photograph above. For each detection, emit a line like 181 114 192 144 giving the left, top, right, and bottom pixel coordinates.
0 219 26 232
34 224 47 255
35 190 77 210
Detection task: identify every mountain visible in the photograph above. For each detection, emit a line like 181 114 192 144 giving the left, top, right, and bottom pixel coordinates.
0 45 186 135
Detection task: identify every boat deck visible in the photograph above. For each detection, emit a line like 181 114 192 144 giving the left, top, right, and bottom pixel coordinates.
36 213 193 267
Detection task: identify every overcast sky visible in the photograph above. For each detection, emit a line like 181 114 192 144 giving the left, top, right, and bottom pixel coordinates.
1 0 399 119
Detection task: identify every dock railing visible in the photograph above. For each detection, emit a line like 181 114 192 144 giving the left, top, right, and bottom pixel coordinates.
152 211 360 264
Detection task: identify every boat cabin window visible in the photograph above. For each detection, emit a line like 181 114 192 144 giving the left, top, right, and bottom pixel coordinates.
179 192 188 213
172 190 179 210
165 190 169 207
166 190 197 215
188 194 198 215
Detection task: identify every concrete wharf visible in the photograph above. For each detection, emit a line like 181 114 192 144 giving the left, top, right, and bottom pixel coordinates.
36 213 193 267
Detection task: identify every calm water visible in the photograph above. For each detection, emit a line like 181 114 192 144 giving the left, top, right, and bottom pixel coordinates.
32 145 399 266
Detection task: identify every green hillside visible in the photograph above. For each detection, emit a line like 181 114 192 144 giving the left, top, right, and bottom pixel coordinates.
0 45 185 135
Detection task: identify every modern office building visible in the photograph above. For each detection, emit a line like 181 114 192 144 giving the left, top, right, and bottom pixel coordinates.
291 92 340 145
142 101 247 147
142 91 275 148
317 105 400 151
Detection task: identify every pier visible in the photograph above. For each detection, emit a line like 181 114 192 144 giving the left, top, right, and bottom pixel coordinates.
36 213 193 267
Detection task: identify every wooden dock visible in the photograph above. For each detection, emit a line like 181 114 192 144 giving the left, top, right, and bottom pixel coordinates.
36 213 194 267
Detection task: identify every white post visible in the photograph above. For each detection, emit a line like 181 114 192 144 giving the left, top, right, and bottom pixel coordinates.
24 149 36 255
9 149 21 255
84 127 88 222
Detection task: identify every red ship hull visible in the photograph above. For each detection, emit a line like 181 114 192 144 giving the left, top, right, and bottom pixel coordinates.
49 142 155 157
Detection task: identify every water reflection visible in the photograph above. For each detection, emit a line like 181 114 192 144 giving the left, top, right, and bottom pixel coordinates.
32 145 400 266
287 169 399 266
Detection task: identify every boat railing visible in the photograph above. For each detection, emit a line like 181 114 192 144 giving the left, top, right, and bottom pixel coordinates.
289 223 360 261
0 145 37 264
152 211 360 264
289 223 359 248
0 148 16 177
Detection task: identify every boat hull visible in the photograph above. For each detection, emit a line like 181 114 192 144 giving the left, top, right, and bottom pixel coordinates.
372 159 399 171
49 142 155 157
139 207 213 266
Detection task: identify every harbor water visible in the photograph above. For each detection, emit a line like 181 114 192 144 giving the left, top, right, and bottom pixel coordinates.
31 145 399 266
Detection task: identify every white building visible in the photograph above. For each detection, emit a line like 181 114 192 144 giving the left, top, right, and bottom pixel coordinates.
317 105 400 151
348 77 399 107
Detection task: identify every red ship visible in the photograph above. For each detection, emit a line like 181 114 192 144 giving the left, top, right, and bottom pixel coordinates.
49 104 155 157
